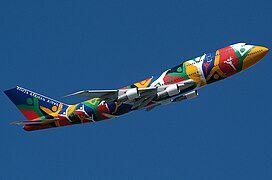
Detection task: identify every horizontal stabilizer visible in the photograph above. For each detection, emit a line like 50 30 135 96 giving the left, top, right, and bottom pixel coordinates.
11 118 59 126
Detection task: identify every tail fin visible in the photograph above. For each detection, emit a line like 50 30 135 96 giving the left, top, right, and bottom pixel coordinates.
4 86 69 121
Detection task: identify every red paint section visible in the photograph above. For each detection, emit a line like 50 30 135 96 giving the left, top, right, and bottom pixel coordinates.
219 46 239 76
163 76 185 85
58 116 72 126
23 124 55 131
20 110 40 120
82 119 93 123
75 110 86 119
146 101 156 106
74 111 93 123
98 101 110 119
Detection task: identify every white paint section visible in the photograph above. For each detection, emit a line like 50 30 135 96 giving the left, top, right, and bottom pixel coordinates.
231 43 253 56
150 69 169 87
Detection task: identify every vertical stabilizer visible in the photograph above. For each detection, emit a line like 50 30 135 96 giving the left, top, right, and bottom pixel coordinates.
4 86 69 121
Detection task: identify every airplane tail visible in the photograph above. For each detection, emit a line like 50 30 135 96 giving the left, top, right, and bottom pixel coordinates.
4 86 69 123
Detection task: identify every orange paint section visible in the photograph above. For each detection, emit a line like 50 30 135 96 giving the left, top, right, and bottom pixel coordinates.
134 77 153 88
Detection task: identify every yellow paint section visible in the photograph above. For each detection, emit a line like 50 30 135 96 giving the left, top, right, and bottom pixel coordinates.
214 51 220 66
241 54 252 70
113 102 122 114
206 50 225 81
214 74 219 79
185 61 205 86
86 98 100 105
55 120 60 127
77 114 86 122
134 77 153 88
67 104 77 117
40 103 63 118
242 46 268 70
52 106 57 111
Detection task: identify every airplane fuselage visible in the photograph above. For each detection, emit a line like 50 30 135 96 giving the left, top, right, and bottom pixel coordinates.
4 43 269 131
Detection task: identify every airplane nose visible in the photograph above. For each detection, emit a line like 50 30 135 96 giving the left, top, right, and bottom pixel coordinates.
242 45 269 70
261 46 269 55
252 46 269 58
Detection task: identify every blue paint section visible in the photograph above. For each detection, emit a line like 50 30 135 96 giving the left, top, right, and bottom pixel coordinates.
75 103 83 111
149 75 159 87
114 103 133 115
4 86 69 120
84 105 96 120
4 87 27 106
202 51 216 78
4 86 66 109
106 101 132 115
59 106 67 116
106 101 117 113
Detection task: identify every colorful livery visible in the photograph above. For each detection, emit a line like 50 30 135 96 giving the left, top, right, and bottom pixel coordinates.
4 43 269 131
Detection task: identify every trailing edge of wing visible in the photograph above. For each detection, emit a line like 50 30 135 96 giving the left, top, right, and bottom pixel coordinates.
63 90 118 99
63 88 158 100
11 118 59 126
63 79 196 103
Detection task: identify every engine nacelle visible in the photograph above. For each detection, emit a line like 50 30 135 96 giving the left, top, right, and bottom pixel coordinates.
157 84 180 99
117 88 139 102
172 90 198 102
184 90 198 99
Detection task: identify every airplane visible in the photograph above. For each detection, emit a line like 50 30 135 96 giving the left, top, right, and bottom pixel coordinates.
4 43 269 131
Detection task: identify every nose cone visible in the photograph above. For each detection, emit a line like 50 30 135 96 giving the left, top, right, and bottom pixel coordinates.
263 46 269 55
242 46 269 70
252 46 269 63
255 46 269 57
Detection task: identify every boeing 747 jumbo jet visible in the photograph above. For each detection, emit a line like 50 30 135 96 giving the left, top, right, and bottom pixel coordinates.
4 43 269 131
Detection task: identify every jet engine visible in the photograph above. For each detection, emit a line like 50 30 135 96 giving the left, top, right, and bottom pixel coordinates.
117 88 140 102
172 90 198 102
157 84 180 99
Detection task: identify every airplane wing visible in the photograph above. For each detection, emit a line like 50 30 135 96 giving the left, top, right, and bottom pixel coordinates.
63 89 119 100
64 79 197 109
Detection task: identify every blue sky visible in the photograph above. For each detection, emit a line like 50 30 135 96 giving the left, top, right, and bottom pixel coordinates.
0 0 271 179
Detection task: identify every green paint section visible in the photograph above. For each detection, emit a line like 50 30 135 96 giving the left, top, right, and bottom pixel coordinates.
167 63 189 80
82 98 102 121
233 46 254 71
17 97 45 119
192 54 205 63
27 98 33 105
177 67 182 72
